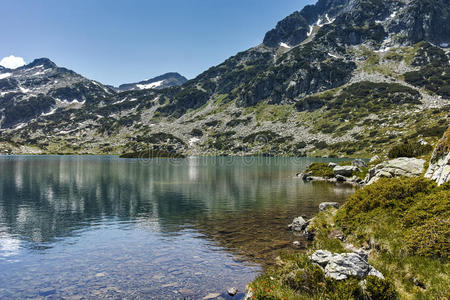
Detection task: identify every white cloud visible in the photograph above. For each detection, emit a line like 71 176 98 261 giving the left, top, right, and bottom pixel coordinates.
0 55 26 69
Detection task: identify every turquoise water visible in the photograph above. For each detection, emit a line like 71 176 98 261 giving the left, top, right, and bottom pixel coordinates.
0 156 355 299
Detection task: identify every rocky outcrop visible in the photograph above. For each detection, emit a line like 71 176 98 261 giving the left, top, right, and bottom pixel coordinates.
365 157 426 185
425 127 450 186
334 165 359 177
309 250 384 281
352 159 367 168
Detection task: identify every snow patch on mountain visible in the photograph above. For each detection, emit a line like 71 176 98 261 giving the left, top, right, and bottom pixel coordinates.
42 108 58 116
0 73 12 79
280 42 291 49
136 80 165 90
19 86 30 93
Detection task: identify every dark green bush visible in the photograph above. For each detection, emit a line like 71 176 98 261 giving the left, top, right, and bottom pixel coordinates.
190 128 203 137
336 177 450 258
363 276 398 300
336 177 436 231
306 163 334 178
388 140 433 158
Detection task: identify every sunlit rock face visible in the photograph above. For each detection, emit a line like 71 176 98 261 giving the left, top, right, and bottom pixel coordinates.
426 127 450 185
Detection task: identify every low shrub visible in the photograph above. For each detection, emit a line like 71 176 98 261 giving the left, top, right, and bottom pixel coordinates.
306 162 334 178
388 140 433 158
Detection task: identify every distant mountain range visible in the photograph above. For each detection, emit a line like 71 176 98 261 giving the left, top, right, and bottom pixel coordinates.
116 73 187 92
0 0 449 157
0 60 186 129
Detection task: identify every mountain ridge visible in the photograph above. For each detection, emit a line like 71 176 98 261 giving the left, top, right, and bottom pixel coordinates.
116 72 187 92
0 0 449 157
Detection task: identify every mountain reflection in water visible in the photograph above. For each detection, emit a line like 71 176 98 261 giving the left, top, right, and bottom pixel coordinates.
0 156 355 299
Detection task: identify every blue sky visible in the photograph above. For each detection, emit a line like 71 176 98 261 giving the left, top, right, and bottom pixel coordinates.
0 0 315 86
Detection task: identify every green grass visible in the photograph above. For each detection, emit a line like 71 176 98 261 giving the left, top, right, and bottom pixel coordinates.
248 177 450 299
244 102 294 123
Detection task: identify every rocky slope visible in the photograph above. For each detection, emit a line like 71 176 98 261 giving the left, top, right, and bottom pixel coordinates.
1 0 449 156
0 58 114 129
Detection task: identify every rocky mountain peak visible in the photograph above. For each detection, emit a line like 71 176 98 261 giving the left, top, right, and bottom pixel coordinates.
263 0 450 49
22 58 57 70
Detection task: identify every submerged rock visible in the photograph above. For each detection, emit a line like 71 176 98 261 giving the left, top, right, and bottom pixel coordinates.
203 293 221 299
309 250 384 281
319 202 340 211
366 157 425 185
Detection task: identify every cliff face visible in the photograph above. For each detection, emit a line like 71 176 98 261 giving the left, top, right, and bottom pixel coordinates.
425 127 450 185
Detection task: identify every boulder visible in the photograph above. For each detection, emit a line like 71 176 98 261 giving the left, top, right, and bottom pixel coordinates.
319 202 340 211
309 250 384 281
369 155 380 163
334 165 359 177
227 287 238 296
335 174 347 182
328 162 337 168
324 253 369 280
288 216 309 232
352 159 368 168
366 157 425 185
425 152 450 185
244 290 253 300
425 128 450 186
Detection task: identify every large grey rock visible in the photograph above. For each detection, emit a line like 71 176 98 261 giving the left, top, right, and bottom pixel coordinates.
334 165 359 177
310 250 333 267
324 253 369 280
366 157 425 185
352 159 368 168
319 202 340 211
425 152 450 186
309 250 384 281
425 128 450 186
369 155 380 163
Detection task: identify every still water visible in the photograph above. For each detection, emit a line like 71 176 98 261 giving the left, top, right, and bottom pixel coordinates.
0 156 355 299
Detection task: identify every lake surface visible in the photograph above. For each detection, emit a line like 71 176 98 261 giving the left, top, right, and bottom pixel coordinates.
0 156 355 299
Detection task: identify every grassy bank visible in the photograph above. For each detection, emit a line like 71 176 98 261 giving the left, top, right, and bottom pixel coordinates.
247 177 449 299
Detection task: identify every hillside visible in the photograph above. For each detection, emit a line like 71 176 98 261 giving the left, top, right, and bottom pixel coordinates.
0 0 449 156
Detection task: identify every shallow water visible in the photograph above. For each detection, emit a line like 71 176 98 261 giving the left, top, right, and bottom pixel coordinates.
0 156 355 299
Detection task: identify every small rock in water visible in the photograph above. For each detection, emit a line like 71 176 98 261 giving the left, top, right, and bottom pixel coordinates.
227 287 238 296
203 292 221 299
179 288 195 296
